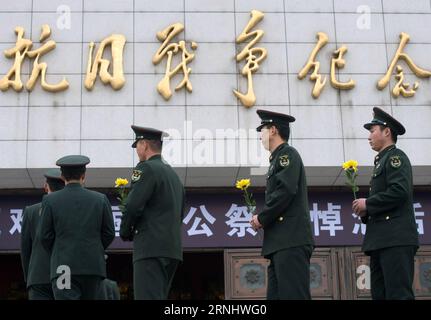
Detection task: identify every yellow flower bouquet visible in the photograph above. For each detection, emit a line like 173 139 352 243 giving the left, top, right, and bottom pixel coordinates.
114 178 129 212
342 160 359 200
235 178 256 214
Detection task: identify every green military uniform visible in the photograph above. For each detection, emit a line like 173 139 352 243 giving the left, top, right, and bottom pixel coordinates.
120 125 185 300
20 169 64 300
21 203 53 300
256 110 314 300
362 107 419 300
38 155 115 300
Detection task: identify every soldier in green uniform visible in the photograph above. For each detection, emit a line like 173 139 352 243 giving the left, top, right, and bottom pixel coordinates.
38 155 115 300
250 110 314 300
120 125 185 300
20 169 65 300
352 107 419 300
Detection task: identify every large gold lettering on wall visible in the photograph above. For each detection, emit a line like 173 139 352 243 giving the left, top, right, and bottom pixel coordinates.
0 21 430 101
330 46 355 90
85 34 126 91
298 32 328 99
298 32 354 99
152 23 197 100
0 25 69 92
378 32 431 98
234 10 267 108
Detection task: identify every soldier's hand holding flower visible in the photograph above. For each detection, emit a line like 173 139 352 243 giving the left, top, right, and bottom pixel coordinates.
352 198 367 217
250 214 263 231
235 178 259 230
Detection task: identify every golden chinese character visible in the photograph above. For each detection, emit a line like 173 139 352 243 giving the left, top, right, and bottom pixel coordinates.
298 32 328 99
0 27 31 92
392 65 419 97
152 23 197 100
234 10 267 108
85 34 126 91
330 46 355 90
378 32 431 98
0 25 68 92
26 25 69 92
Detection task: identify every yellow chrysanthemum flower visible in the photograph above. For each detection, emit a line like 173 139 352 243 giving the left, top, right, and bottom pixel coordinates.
342 160 358 172
235 179 251 190
115 178 129 188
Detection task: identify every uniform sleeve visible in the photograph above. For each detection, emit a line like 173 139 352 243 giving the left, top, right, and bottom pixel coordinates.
120 164 156 241
20 207 32 283
101 195 115 249
258 150 301 228
38 198 55 253
360 214 369 224
366 154 410 217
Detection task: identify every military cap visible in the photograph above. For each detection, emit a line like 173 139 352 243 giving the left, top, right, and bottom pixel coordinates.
56 155 90 167
43 168 63 181
364 107 406 136
131 125 168 148
256 109 296 132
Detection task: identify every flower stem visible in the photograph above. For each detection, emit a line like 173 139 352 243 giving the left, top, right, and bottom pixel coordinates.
244 189 250 206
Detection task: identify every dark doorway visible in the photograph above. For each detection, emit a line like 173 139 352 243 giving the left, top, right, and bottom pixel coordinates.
0 254 27 299
0 251 225 300
170 251 224 299
105 250 225 299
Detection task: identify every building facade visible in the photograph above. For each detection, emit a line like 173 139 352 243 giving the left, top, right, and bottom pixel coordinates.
0 0 430 299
